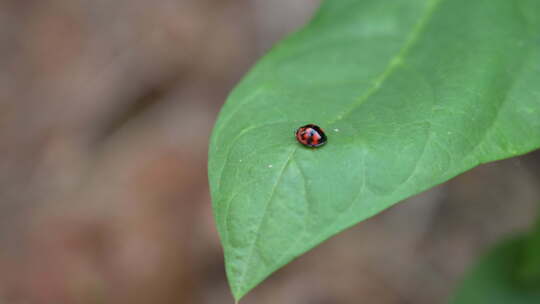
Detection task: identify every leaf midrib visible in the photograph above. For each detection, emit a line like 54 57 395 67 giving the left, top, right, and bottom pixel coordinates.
233 146 297 295
326 0 443 126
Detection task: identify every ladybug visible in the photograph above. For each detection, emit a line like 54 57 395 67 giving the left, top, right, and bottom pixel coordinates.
295 124 327 148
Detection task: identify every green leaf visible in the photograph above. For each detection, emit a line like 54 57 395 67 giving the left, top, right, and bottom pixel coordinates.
450 236 540 304
208 0 540 299
517 212 540 286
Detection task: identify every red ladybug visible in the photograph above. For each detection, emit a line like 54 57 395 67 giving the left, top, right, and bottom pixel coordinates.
295 124 327 148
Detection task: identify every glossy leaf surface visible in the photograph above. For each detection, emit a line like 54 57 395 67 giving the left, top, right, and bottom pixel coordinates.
208 0 540 299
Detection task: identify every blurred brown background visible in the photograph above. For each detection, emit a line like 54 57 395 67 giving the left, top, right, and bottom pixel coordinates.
0 1 538 303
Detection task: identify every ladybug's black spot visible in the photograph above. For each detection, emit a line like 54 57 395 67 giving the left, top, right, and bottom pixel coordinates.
306 131 313 145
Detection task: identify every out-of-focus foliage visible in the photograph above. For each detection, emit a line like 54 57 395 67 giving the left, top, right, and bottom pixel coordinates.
451 230 540 304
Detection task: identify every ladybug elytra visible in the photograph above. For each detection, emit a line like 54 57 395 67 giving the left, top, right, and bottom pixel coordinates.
295 124 327 148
